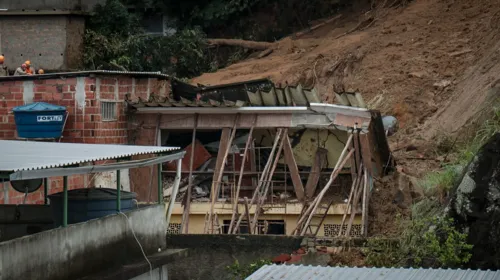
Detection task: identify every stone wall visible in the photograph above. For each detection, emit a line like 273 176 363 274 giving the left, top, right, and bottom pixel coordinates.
0 73 171 204
165 234 303 280
0 204 166 280
0 0 105 12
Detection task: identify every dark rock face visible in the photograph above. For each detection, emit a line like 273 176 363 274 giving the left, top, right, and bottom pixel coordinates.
448 133 500 269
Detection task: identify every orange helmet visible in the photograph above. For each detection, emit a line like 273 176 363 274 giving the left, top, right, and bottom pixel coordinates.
38 69 44 74
0 56 4 63
25 60 31 66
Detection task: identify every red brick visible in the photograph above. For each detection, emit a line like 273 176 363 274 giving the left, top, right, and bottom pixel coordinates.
5 101 22 108
10 86 23 94
35 85 47 93
85 77 96 84
86 92 95 99
0 86 10 93
63 93 73 100
34 80 46 85
41 93 52 100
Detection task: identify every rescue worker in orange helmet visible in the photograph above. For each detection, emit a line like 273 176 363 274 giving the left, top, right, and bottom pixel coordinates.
14 63 27 76
24 60 34 75
38 69 44 74
0 56 8 76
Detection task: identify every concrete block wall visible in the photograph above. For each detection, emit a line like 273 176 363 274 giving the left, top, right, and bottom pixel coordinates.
0 204 166 280
0 15 85 70
0 74 171 204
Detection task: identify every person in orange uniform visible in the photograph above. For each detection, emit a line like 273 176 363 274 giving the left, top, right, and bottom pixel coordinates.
24 60 34 75
0 56 8 76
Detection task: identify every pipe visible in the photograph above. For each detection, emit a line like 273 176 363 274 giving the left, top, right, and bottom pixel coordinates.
63 176 68 227
117 169 121 212
165 158 182 229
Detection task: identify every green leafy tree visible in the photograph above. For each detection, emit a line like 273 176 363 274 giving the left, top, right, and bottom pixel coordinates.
226 259 272 279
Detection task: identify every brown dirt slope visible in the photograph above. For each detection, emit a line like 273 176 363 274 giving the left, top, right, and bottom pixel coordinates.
194 0 500 141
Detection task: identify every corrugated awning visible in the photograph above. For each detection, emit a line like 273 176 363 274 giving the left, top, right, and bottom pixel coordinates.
0 140 179 172
247 265 500 280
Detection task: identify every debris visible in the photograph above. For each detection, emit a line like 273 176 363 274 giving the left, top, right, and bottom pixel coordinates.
382 116 398 136
272 254 292 264
449 49 472 57
433 80 451 89
405 144 418 151
408 71 426 78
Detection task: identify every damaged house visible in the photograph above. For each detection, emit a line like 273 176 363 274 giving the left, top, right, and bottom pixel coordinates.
127 78 392 237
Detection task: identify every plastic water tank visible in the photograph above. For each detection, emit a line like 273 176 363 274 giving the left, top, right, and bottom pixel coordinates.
12 102 67 138
48 188 137 227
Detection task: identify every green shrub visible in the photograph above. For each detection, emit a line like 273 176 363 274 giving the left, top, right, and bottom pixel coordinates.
226 259 272 279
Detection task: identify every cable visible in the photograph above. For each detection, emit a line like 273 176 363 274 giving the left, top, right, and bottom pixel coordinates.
118 212 153 280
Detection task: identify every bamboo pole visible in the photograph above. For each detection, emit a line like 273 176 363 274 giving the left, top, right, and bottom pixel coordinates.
232 129 283 233
345 167 365 237
291 133 355 235
361 167 369 236
252 129 286 233
244 197 252 234
300 149 354 236
207 115 239 233
228 123 256 233
338 176 358 236
181 114 198 234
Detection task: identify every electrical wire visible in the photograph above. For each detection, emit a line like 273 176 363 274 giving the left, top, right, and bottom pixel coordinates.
118 212 153 280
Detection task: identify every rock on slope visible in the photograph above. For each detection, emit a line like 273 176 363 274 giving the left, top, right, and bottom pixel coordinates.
448 133 500 269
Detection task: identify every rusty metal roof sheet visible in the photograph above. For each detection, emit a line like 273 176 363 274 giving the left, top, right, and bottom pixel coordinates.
0 140 179 172
247 265 500 280
127 83 322 109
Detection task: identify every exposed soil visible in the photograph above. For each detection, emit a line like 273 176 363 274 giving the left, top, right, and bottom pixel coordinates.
193 0 500 236
328 248 366 267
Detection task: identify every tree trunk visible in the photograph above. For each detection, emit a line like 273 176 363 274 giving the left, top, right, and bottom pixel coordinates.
206 39 273 50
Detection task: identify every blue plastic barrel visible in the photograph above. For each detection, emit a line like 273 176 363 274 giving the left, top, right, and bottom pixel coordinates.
48 188 137 227
12 102 67 138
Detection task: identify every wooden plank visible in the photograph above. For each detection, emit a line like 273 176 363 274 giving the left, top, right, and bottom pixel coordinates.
359 132 373 176
345 168 364 237
207 121 237 233
181 114 198 234
283 134 305 202
304 147 328 199
361 167 369 237
228 120 255 233
232 129 283 234
244 197 252 234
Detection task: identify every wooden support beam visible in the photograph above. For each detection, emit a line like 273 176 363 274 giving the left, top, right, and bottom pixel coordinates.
244 197 252 234
359 133 373 175
181 114 198 234
361 167 369 237
283 134 305 202
232 128 284 234
345 167 364 237
252 129 286 233
305 148 328 199
207 116 239 233
228 119 256 234
293 134 353 235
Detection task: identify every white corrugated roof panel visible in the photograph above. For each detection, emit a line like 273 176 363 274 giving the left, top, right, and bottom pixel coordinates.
246 265 500 280
0 140 179 172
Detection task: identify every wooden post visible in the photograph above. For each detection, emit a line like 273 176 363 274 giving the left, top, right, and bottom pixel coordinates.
305 148 328 199
181 114 198 234
345 168 365 237
299 149 354 236
283 134 305 202
362 167 369 236
292 134 353 234
252 129 286 233
228 121 255 233
244 197 252 234
232 129 283 234
207 116 239 233
339 166 363 236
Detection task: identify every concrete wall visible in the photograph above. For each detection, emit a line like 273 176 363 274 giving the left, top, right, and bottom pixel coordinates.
0 0 105 12
0 205 54 242
165 234 303 280
0 204 166 280
0 15 85 70
130 264 169 280
0 74 171 203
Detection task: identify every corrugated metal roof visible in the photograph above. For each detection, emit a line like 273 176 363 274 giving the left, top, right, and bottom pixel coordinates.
127 83 322 109
246 265 500 280
0 140 179 172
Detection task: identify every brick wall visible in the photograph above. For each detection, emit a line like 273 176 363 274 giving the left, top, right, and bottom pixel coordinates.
0 74 170 204
0 15 85 70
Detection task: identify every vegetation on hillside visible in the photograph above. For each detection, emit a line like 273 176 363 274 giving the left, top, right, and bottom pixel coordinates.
83 0 345 78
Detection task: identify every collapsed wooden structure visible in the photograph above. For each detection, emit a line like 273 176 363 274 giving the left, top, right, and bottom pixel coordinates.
127 79 392 237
